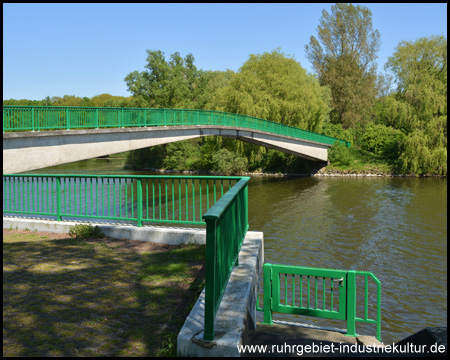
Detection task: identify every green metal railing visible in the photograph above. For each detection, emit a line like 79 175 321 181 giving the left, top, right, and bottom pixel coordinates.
2 174 243 226
3 174 250 341
2 106 351 147
258 263 382 341
203 177 250 341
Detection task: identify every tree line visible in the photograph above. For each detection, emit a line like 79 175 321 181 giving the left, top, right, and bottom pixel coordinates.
4 4 446 176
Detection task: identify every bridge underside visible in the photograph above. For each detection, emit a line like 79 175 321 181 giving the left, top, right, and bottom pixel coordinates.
3 126 330 174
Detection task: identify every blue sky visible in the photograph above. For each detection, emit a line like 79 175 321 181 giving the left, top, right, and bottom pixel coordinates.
3 3 447 100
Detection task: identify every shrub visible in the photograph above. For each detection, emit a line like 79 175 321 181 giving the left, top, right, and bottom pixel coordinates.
361 124 405 159
321 123 353 144
212 148 248 175
328 142 354 166
68 224 104 239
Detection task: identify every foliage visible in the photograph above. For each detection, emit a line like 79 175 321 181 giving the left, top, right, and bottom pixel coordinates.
328 142 354 166
383 35 447 175
207 48 331 173
321 122 353 144
68 224 104 239
124 50 212 109
208 49 330 132
361 124 405 159
124 145 166 170
163 140 202 171
305 3 380 128
259 150 317 174
212 148 248 175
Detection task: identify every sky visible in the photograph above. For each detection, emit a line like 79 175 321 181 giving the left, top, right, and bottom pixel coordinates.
3 3 447 101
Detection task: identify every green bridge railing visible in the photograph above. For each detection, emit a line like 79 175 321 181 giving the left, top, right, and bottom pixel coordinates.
2 173 249 341
2 106 351 147
258 263 382 341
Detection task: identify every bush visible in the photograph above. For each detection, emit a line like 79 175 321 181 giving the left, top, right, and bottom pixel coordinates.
68 224 104 239
328 142 354 166
321 123 353 144
163 140 202 171
361 124 405 159
212 148 248 175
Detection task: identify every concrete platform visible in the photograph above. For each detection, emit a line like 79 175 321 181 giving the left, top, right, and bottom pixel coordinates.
3 216 206 245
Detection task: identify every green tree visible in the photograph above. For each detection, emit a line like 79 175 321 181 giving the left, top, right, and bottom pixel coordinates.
305 3 380 129
209 49 330 132
207 49 331 172
384 35 447 175
124 50 211 109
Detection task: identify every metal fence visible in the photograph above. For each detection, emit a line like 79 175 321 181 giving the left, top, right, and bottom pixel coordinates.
3 174 243 226
203 177 250 340
3 106 351 147
259 263 382 341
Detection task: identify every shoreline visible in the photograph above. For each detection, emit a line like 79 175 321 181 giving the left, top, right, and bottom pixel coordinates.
126 167 447 178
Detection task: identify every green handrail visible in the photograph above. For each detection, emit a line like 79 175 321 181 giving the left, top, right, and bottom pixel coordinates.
203 177 250 341
258 263 382 341
2 106 351 147
3 174 243 226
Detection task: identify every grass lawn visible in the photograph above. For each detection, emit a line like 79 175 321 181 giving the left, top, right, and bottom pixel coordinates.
3 228 205 357
325 147 398 174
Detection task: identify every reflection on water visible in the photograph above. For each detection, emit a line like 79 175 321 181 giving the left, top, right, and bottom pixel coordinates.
26 158 447 342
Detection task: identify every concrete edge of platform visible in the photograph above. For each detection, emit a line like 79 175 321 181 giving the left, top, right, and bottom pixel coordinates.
3 217 207 245
177 231 264 357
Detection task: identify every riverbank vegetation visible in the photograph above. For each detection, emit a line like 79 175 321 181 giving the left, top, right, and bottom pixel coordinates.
4 4 446 176
3 228 205 356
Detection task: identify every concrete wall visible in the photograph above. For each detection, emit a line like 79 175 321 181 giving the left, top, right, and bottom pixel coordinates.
3 217 207 245
177 231 264 357
3 126 330 174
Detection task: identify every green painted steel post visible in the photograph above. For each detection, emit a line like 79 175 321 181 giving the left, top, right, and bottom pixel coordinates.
66 108 70 130
96 108 99 129
346 270 358 337
262 263 273 325
137 178 143 227
32 108 35 131
56 177 62 221
204 218 217 341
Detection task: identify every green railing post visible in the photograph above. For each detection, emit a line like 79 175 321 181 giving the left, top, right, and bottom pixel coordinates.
32 108 35 131
204 218 217 341
96 108 99 129
262 263 273 325
66 108 70 130
346 270 358 337
137 178 143 227
56 177 62 221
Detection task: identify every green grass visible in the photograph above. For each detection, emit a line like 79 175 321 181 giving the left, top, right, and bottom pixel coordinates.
3 229 205 357
326 147 398 174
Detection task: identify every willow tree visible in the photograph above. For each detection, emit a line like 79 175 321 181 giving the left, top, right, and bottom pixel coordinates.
208 49 330 132
207 48 331 170
305 3 380 130
384 35 447 175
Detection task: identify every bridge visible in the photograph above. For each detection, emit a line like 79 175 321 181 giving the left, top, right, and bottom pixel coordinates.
3 106 350 174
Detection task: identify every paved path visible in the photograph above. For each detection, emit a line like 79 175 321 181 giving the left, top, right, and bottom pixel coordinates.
244 322 383 357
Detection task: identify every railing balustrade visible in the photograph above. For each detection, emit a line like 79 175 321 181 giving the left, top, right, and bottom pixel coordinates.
3 106 351 147
3 174 242 226
258 263 382 341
